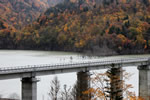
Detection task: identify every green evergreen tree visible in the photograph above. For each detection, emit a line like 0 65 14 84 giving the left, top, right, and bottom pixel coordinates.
105 65 123 100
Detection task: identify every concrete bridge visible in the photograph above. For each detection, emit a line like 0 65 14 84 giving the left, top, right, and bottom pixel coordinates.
0 57 150 100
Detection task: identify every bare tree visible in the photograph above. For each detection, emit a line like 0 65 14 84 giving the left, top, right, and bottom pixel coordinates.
70 83 77 100
9 93 20 100
48 76 60 100
60 84 72 100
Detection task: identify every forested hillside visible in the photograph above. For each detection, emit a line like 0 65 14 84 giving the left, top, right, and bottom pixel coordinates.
0 0 62 29
0 0 150 55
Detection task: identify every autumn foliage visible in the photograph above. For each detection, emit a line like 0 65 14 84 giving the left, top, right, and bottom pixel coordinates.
0 0 62 29
83 67 144 100
0 0 150 55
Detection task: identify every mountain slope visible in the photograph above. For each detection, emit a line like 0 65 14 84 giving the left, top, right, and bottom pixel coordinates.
0 0 62 29
20 0 150 55
0 0 150 55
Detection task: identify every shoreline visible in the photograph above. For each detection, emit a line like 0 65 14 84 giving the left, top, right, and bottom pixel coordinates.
0 48 149 57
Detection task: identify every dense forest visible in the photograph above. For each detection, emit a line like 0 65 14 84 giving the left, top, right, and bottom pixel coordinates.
0 0 62 29
0 0 150 55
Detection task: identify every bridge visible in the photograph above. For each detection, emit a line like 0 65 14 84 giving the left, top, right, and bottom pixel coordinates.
0 56 150 100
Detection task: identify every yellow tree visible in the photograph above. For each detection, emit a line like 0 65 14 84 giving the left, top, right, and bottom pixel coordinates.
84 67 143 100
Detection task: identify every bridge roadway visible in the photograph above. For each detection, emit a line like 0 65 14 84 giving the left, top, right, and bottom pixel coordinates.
0 57 149 80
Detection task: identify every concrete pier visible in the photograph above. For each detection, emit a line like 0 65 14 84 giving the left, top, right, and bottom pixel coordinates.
76 71 90 100
138 65 150 100
21 77 39 100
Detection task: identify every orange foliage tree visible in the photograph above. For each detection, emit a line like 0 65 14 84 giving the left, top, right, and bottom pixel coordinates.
84 67 143 100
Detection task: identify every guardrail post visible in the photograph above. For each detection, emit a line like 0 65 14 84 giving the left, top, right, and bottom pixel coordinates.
76 71 91 100
138 64 150 100
21 77 39 100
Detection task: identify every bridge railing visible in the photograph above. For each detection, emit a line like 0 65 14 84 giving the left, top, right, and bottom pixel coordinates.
0 57 148 74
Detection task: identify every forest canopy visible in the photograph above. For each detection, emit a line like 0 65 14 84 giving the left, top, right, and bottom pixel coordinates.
0 0 150 55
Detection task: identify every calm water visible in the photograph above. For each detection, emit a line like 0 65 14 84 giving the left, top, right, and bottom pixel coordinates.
0 50 149 100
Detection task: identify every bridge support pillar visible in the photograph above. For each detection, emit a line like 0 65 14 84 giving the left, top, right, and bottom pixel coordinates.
138 65 150 100
21 77 39 100
76 71 90 100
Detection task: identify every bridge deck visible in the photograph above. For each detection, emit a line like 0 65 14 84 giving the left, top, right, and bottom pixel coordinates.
0 57 148 80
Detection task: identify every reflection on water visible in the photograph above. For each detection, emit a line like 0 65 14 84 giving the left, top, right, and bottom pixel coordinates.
0 50 148 100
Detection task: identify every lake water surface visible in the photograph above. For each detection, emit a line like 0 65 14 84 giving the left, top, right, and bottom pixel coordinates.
0 50 149 100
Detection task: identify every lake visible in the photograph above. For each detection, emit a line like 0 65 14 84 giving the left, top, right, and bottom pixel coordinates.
0 50 149 100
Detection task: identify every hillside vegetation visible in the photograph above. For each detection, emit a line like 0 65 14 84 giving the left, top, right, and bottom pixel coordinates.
0 0 150 55
0 0 62 29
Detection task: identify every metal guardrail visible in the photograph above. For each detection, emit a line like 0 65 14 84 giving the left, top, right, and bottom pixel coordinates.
0 57 149 74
